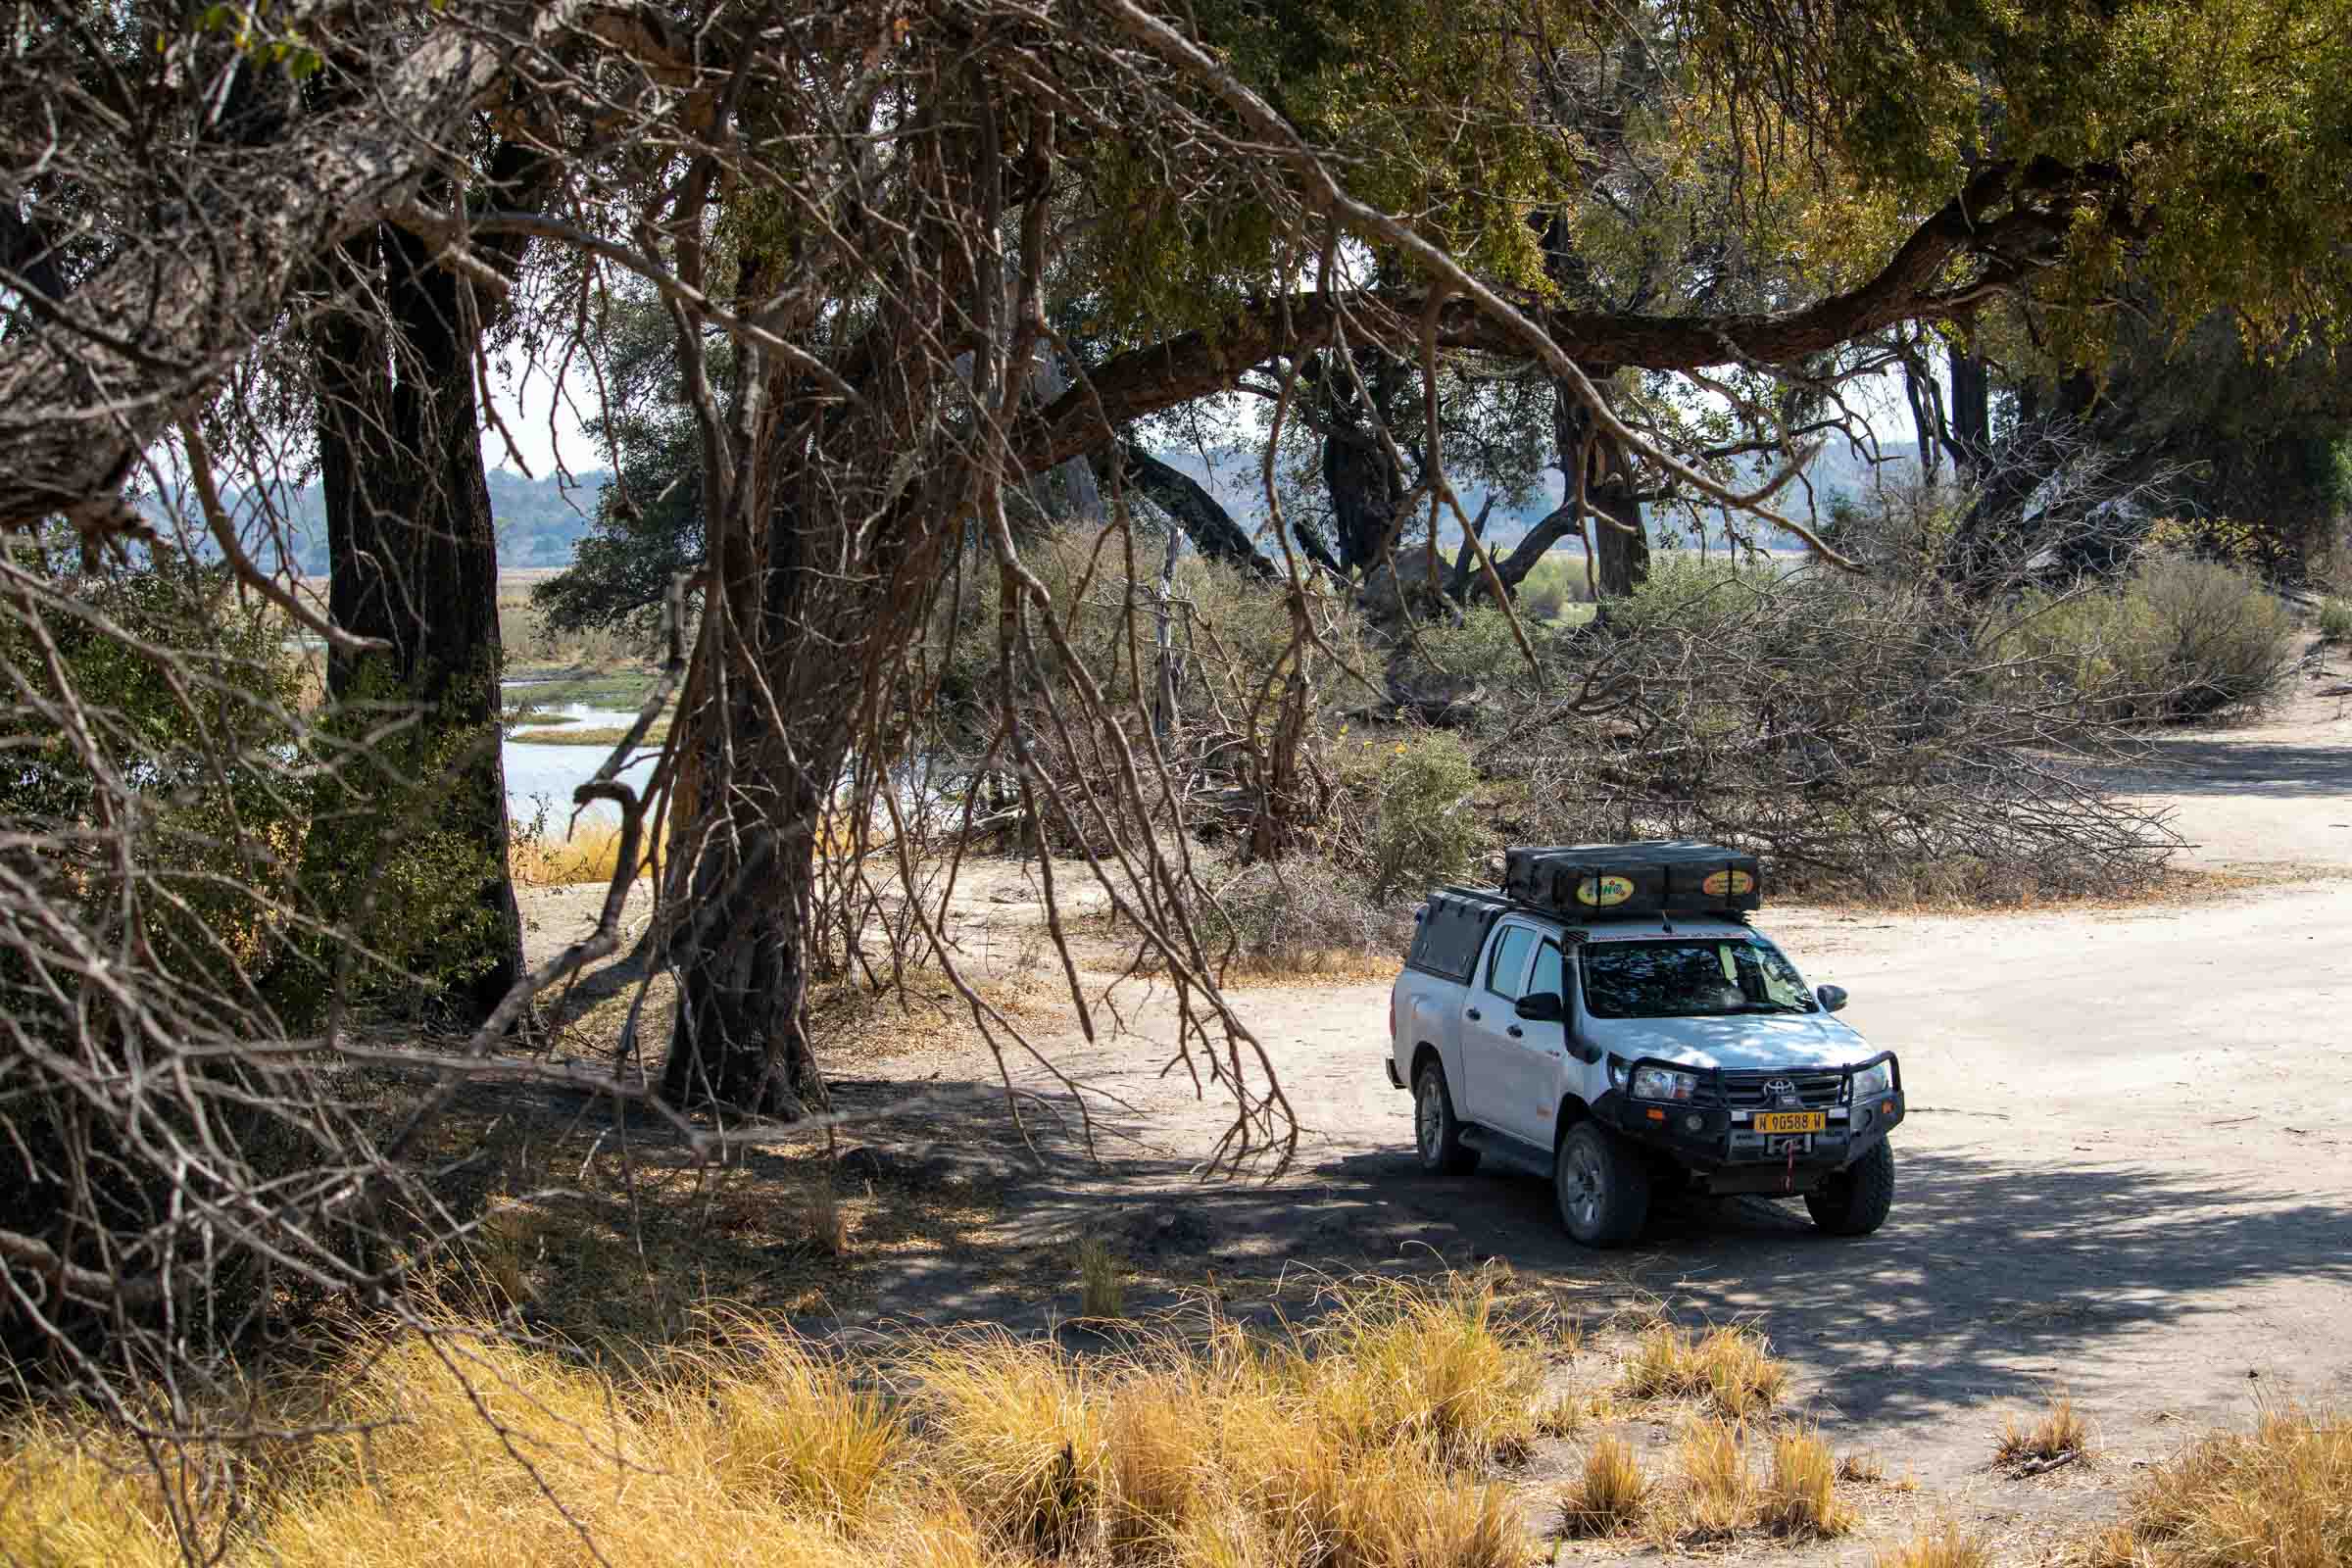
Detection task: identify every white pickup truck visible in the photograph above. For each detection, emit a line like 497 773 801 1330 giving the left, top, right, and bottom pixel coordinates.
1384 875 1904 1248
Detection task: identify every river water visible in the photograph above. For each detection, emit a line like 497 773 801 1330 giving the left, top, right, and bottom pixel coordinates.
503 697 656 828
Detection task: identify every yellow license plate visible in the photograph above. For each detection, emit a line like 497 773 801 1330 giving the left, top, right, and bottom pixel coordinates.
1754 1111 1826 1134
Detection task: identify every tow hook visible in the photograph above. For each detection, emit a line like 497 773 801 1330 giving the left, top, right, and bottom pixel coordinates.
1783 1142 1797 1193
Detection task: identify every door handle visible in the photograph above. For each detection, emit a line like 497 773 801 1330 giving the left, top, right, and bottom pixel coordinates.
1506 1025 1524 1039
1466 1007 1482 1021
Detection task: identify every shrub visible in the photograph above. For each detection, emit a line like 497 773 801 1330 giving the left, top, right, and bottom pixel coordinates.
1349 729 1490 903
2001 558 2294 723
1199 858 1410 976
2318 597 2352 643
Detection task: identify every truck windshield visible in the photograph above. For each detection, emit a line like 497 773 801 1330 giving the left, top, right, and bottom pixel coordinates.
1579 938 1819 1019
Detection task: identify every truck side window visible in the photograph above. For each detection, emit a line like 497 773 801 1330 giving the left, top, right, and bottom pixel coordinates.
1486 925 1537 999
1530 939 1564 1001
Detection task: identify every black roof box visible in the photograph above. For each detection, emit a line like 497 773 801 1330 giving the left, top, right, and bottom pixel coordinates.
1500 841 1760 919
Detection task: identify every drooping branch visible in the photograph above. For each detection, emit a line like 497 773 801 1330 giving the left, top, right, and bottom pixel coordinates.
1119 442 1277 578
1024 159 2111 475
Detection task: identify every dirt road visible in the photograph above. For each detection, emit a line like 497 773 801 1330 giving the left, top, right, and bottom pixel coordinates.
806 661 2352 1531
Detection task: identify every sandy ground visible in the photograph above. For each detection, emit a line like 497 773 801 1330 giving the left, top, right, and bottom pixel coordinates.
514 642 2352 1560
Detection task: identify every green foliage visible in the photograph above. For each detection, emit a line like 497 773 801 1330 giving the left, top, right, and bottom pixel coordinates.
2318 598 2352 644
1 552 307 1002
274 659 515 1021
1998 558 2295 723
1337 730 1491 903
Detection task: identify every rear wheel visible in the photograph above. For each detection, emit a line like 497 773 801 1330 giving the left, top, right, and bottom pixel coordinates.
1555 1121 1651 1248
1805 1141 1895 1236
1412 1061 1479 1175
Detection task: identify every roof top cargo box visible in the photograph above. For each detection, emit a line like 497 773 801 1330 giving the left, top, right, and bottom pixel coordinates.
1501 841 1761 919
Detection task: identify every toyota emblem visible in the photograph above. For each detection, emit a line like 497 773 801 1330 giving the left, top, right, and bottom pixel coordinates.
1762 1078 1797 1098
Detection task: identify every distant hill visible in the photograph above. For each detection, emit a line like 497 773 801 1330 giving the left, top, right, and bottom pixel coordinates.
154 435 1912 579
158 467 612 575
1152 441 1917 559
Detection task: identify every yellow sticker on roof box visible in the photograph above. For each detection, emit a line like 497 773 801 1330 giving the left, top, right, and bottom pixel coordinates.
1702 869 1755 897
1576 874 1634 906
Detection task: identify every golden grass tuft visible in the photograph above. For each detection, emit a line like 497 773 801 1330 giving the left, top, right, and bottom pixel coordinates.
1757 1426 1856 1538
673 1316 906 1527
1668 1415 1757 1541
508 818 634 887
2081 1406 2352 1568
1078 1239 1127 1319
1996 1393 2091 1470
1618 1322 1789 1419
911 1331 1108 1548
2 1275 1544 1568
1877 1523 1993 1568
1285 1276 1544 1467
1556 1436 1648 1538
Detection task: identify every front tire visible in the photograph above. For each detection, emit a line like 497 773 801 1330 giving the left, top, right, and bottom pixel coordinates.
1412 1061 1479 1175
1805 1140 1895 1236
1555 1121 1651 1248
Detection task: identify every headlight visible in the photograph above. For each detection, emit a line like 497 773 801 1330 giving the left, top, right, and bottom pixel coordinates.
1850 1060 1893 1099
1630 1065 1699 1102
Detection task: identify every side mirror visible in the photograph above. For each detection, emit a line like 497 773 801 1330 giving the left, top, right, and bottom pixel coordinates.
1816 984 1848 1013
1514 991 1565 1022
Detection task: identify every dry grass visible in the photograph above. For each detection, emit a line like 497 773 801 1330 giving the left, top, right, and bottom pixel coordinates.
787 1176 852 1259
506 723 670 747
0 1416 185 1568
2080 1407 2352 1568
2 1276 1550 1568
1878 1523 1993 1568
1078 1240 1127 1319
1996 1394 2091 1471
1556 1436 1648 1538
1667 1415 1758 1542
1536 1390 1612 1439
1618 1322 1790 1419
508 818 634 886
1757 1427 1857 1538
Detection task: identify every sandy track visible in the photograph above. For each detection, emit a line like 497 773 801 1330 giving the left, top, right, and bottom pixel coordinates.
516 648 2352 1530
825 659 2352 1514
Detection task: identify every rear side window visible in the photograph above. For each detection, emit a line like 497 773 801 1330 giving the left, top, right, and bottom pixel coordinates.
1486 926 1538 998
1408 896 1500 979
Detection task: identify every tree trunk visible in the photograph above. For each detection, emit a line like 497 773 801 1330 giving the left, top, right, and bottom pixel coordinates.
1592 475 1649 598
1950 341 1991 473
313 222 522 1020
1322 426 1402 572
661 822 829 1115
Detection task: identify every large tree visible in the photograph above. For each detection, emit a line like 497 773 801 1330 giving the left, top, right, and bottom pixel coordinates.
14 0 2352 1132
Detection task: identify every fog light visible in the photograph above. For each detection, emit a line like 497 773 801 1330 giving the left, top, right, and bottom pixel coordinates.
1645 1107 1666 1122
1684 1113 1703 1132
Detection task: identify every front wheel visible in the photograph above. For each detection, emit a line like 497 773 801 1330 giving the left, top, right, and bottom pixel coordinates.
1412 1061 1479 1175
1555 1122 1651 1248
1805 1140 1895 1236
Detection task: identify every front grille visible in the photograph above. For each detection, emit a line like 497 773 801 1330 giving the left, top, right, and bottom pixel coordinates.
1704 1068 1846 1110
